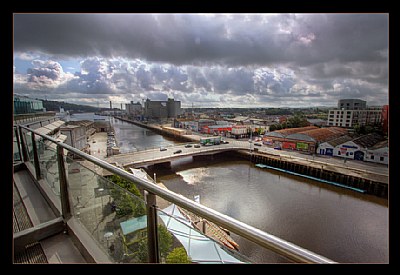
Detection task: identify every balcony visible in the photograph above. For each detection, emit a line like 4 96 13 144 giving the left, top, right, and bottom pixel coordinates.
12 120 335 264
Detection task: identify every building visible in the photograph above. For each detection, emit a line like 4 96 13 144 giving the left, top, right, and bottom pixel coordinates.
197 119 216 132
327 109 382 128
332 133 385 162
67 120 96 136
144 98 181 119
60 125 87 151
231 125 248 138
338 99 366 110
263 126 347 154
317 135 353 156
381 105 388 135
201 125 232 136
13 94 44 114
125 101 143 116
364 139 388 165
327 99 383 128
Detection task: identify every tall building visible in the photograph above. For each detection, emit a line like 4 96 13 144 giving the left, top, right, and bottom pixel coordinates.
328 99 383 128
144 98 181 119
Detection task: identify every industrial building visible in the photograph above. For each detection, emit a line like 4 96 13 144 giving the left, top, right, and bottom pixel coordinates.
13 94 45 114
125 101 143 116
317 133 387 164
263 126 347 154
144 98 181 119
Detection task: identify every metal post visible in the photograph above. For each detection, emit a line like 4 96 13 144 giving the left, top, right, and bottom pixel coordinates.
145 190 160 263
31 133 41 180
18 126 28 162
57 145 71 219
14 127 23 162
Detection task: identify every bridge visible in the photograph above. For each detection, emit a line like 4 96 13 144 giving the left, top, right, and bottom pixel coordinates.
106 142 245 168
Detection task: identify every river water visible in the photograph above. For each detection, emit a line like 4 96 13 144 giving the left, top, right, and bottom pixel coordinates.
111 118 388 263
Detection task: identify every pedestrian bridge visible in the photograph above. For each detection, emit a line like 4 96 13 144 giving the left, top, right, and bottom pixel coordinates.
106 143 245 168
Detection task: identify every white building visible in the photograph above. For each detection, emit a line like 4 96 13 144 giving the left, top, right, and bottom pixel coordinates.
364 140 388 165
317 135 353 156
327 108 382 128
231 125 248 136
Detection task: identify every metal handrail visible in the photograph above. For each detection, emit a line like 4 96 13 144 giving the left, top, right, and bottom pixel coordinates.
19 124 336 264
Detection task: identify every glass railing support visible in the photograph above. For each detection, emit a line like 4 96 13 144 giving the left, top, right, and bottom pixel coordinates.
57 145 71 219
31 132 41 180
145 191 160 263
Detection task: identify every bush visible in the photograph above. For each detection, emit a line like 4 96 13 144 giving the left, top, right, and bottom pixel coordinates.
166 247 191 263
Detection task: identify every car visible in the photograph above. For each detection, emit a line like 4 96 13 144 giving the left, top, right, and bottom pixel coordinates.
274 147 282 150
254 142 262 146
194 144 201 148
173 149 182 154
160 147 167 151
221 140 229 144
184 144 192 148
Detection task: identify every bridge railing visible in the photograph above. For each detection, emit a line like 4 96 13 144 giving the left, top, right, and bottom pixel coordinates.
16 124 336 264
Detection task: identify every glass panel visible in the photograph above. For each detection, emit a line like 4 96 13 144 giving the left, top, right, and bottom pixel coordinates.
37 139 60 196
20 128 34 164
13 127 21 162
157 205 249 264
66 157 147 263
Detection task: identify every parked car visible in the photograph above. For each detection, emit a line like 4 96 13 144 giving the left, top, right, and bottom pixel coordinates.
184 144 192 148
254 142 262 146
194 144 201 148
160 147 167 151
173 149 182 154
221 140 229 144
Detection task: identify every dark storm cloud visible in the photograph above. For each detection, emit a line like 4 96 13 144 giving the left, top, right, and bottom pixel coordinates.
14 14 388 66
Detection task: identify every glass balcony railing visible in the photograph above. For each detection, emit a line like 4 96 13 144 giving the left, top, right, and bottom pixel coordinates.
15 124 336 264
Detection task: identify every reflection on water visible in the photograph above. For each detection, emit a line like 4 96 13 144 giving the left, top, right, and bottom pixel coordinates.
110 118 178 153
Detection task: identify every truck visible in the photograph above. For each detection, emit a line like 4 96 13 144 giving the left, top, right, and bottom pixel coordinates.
199 136 221 146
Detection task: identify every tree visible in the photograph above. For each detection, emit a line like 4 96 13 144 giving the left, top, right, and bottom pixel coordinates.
166 247 191 263
136 225 173 263
108 175 145 218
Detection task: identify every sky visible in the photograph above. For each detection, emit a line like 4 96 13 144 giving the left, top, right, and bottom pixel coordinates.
13 13 389 109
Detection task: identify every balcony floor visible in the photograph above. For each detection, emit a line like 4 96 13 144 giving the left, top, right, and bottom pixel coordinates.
13 165 87 264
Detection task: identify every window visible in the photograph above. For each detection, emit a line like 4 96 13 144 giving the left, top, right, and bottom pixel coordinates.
380 156 384 161
371 155 374 160
338 151 341 155
346 152 349 156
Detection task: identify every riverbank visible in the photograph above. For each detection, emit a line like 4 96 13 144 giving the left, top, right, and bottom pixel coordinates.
109 116 387 198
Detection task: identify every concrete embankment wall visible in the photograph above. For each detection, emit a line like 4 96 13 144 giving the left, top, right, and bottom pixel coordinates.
227 151 388 199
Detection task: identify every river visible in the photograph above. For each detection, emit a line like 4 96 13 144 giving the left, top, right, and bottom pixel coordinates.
111 117 388 263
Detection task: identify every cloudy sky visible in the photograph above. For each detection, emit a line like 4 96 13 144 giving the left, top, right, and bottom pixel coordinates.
13 13 388 108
